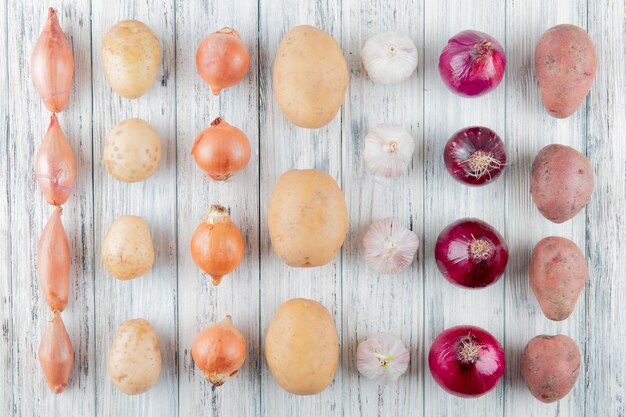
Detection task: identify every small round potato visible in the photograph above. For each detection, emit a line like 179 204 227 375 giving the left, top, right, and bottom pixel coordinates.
102 20 161 98
108 319 162 395
521 335 581 403
102 215 155 280
103 118 162 183
530 144 593 223
265 298 338 395
268 169 348 267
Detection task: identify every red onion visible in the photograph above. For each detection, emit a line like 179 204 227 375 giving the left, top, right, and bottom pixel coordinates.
444 126 506 186
429 325 505 397
438 30 506 97
435 218 508 288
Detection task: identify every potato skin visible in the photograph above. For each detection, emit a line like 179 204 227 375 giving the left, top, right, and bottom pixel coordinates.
535 24 596 118
273 25 348 128
103 118 162 183
102 20 161 99
530 144 593 223
268 169 348 267
102 215 155 280
265 298 338 395
521 335 581 403
530 236 588 321
108 319 162 395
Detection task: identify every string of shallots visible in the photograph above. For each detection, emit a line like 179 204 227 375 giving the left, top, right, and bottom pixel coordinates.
31 7 76 394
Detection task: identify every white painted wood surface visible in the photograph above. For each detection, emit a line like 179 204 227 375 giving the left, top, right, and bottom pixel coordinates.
1 0 624 416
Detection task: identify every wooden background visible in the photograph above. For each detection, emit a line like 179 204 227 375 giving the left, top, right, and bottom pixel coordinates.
1 0 624 416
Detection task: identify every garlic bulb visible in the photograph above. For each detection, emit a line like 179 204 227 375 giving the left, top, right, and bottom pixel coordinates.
357 333 410 384
363 124 415 177
362 217 419 274
361 31 418 84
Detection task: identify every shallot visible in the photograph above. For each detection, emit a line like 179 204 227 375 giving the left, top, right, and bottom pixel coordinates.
38 206 70 312
31 8 74 112
35 114 76 206
38 311 74 393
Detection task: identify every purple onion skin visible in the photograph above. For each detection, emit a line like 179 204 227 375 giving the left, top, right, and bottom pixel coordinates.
438 30 506 97
435 218 508 288
444 126 507 186
429 325 505 398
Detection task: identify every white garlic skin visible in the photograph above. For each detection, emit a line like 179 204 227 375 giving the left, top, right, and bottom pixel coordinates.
357 333 410 384
361 31 418 84
363 124 415 178
362 217 419 275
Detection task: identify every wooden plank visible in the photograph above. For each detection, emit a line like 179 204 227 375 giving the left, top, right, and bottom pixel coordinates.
258 1 343 415
0 0 12 415
7 1 95 416
585 0 626 415
90 1 177 415
503 1 588 416
175 0 260 416
340 0 424 416
422 1 507 415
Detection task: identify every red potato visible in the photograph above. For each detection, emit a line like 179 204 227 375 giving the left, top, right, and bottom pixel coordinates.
521 335 581 403
535 24 597 118
530 236 587 321
530 144 594 223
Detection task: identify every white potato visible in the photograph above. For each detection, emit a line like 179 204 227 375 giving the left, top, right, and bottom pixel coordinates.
102 215 154 280
102 20 161 98
103 118 162 183
108 319 162 395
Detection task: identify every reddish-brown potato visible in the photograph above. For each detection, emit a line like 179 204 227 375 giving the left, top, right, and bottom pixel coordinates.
530 236 587 321
530 144 594 223
521 335 581 403
535 24 597 118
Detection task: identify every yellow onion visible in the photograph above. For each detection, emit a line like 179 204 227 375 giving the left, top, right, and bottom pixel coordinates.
35 114 76 206
31 8 74 112
192 315 247 386
38 206 70 312
38 312 74 393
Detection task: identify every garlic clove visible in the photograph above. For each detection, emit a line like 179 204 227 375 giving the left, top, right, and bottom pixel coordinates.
357 333 410 384
362 217 419 275
363 124 415 178
361 31 418 84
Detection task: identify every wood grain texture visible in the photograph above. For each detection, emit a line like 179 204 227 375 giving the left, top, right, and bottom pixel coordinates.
503 1 589 416
340 0 424 416
258 0 343 415
175 0 260 416
1 0 625 416
90 0 177 416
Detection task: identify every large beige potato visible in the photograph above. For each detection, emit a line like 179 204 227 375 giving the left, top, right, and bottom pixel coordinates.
103 118 162 183
102 215 155 280
273 25 348 128
108 319 162 395
265 298 338 395
102 20 161 98
268 169 348 267
535 24 596 118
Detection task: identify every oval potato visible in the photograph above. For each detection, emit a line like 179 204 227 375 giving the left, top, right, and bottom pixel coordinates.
530 236 588 321
273 25 348 128
102 215 155 280
108 319 162 395
521 335 581 403
535 24 596 118
103 118 162 183
102 20 161 99
268 169 348 267
265 298 338 395
530 144 593 223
